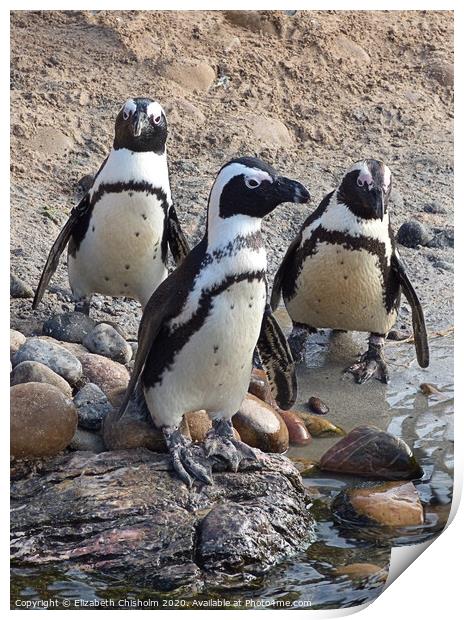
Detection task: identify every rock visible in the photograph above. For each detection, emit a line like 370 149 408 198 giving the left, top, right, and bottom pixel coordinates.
43 312 96 343
423 202 445 214
83 323 132 364
247 114 292 148
184 410 212 442
128 341 138 358
332 481 424 527
10 382 77 458
279 410 312 446
332 563 384 579
10 273 33 298
425 59 453 87
80 352 129 397
332 34 371 65
320 425 423 480
387 329 411 341
294 410 344 437
10 329 26 357
168 98 206 123
430 258 453 272
224 11 282 37
13 337 83 385
158 59 216 92
29 126 73 157
11 361 73 398
397 221 431 248
248 367 273 404
102 400 166 452
426 227 454 249
69 428 105 453
420 382 441 396
307 396 329 415
74 383 113 430
11 449 312 590
77 173 95 197
232 394 289 453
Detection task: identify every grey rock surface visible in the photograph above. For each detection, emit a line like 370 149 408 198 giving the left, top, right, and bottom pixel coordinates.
83 323 132 364
10 449 313 591
13 337 83 385
74 382 112 430
43 311 96 343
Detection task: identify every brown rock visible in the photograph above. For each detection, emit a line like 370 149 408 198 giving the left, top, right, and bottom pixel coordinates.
307 396 329 415
320 425 423 480
29 126 73 157
334 482 424 527
102 404 166 452
185 410 212 442
279 410 312 446
232 394 288 453
294 410 344 437
248 367 273 404
11 360 73 398
224 11 281 37
10 382 77 458
158 60 216 92
247 114 292 148
426 59 453 87
332 563 384 579
80 352 129 398
10 329 26 357
332 34 371 65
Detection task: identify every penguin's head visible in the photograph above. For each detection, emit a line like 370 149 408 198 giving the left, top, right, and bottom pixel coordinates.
113 97 168 154
337 159 392 221
209 157 310 221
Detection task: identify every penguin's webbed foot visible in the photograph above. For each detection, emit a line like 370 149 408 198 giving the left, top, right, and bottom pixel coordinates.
204 419 260 472
346 334 389 384
288 323 316 363
163 426 213 487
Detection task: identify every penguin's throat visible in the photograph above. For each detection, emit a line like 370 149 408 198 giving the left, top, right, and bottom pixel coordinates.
206 211 263 249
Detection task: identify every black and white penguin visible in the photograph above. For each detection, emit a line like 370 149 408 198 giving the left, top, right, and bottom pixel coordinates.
33 97 189 313
117 157 310 486
271 159 429 384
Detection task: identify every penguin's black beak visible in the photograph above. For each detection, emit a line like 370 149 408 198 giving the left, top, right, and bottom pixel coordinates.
371 188 385 221
275 177 310 204
131 111 145 137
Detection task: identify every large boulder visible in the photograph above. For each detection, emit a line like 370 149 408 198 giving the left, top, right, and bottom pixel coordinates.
10 449 313 591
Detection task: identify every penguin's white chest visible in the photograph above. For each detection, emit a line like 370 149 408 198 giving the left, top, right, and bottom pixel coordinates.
68 191 167 306
145 278 267 427
287 241 397 334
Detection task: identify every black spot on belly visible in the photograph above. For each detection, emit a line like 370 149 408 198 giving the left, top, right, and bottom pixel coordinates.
129 191 133 197
343 275 348 280
214 361 219 367
213 345 219 353
104 276 110 281
248 303 253 308
125 264 130 270
92 225 95 232
135 232 140 237
230 304 235 310
142 214 147 220
124 283 128 288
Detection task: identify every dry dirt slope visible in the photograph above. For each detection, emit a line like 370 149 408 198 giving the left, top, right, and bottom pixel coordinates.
10 10 453 337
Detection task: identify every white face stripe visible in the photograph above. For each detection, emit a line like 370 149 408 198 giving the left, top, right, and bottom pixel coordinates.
347 160 392 191
121 99 137 116
146 101 164 119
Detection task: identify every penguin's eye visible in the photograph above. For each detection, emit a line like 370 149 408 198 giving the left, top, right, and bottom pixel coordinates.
245 177 261 189
152 115 162 125
357 178 364 187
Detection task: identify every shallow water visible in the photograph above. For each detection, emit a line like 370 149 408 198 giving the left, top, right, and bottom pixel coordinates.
11 321 453 610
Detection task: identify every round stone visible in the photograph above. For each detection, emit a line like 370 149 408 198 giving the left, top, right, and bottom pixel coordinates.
13 337 83 385
11 360 73 398
73 383 113 430
83 324 132 364
10 329 26 358
10 382 77 458
232 394 289 453
43 312 96 344
397 221 431 248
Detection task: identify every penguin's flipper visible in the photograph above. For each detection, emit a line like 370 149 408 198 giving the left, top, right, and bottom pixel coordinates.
270 234 300 311
392 252 430 368
257 305 297 410
32 194 91 309
167 205 190 266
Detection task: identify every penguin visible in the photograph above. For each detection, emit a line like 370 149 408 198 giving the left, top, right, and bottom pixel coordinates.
32 97 189 314
271 159 429 384
116 157 310 486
